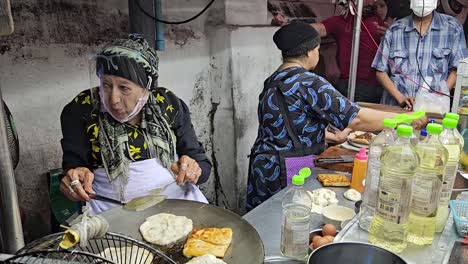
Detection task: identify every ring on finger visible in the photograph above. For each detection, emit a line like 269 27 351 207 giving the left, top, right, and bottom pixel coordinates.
67 185 75 194
70 179 80 187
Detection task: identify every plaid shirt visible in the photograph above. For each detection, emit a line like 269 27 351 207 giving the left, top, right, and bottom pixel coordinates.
372 12 466 106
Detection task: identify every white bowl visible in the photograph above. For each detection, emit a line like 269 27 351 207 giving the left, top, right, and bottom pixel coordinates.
322 205 356 228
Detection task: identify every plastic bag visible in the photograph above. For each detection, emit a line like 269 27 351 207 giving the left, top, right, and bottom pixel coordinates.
414 78 450 115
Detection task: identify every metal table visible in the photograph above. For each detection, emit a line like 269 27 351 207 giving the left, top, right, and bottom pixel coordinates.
243 168 463 263
243 168 356 257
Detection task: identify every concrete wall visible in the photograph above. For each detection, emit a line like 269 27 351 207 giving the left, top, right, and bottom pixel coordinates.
230 27 281 210
0 0 286 241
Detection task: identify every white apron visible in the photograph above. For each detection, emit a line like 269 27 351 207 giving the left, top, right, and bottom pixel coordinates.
88 158 208 214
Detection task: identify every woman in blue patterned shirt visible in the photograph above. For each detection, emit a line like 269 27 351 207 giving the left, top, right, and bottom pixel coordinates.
246 21 426 211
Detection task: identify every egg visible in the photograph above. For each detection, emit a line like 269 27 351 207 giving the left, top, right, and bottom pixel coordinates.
313 237 330 249
312 235 323 245
322 224 337 237
324 235 335 243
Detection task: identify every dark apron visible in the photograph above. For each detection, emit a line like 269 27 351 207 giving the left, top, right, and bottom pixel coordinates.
247 68 325 209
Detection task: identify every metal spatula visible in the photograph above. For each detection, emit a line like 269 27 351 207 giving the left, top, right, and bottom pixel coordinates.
90 181 177 211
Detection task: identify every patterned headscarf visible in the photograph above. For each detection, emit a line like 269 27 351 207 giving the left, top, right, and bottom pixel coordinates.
94 34 176 197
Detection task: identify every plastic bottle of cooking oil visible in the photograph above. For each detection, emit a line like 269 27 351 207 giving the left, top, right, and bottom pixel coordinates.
359 118 397 231
281 175 311 260
435 118 461 233
369 125 419 253
444 113 464 150
408 123 447 245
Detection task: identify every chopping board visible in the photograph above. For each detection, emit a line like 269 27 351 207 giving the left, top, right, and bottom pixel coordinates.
316 146 356 173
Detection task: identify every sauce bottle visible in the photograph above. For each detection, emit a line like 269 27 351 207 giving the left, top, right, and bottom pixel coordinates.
351 148 368 193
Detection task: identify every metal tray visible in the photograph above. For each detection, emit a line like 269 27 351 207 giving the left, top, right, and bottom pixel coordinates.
99 199 264 264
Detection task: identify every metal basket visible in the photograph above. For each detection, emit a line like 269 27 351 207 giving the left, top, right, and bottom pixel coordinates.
449 200 468 237
16 232 176 264
6 249 115 263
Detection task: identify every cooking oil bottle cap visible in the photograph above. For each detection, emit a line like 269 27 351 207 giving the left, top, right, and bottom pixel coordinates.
299 167 311 179
383 118 397 128
445 112 460 121
397 124 413 137
442 118 458 129
292 175 305 186
426 123 443 135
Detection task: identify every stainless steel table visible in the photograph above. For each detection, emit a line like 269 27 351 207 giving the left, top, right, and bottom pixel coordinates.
243 168 356 257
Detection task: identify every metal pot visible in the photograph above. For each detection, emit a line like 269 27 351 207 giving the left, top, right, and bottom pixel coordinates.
307 242 407 264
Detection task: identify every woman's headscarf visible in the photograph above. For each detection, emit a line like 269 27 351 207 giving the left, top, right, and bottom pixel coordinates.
94 34 177 199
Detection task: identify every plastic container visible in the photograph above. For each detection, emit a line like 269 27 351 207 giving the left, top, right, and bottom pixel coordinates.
359 118 397 231
408 123 447 245
369 125 419 253
445 113 464 149
436 118 462 233
281 175 312 260
449 200 468 237
351 148 368 193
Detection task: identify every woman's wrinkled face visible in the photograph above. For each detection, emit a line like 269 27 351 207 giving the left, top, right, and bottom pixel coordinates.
100 75 147 120
376 0 388 20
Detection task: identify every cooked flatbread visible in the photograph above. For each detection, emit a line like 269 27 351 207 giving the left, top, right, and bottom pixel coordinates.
99 245 154 264
317 174 351 187
186 254 227 264
348 131 375 145
139 213 193 246
183 228 233 258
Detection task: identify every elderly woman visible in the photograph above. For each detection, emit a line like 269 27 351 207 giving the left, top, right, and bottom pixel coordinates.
59 34 211 213
246 21 426 211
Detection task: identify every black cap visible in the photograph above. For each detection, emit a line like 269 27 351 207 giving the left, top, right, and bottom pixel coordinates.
273 20 321 57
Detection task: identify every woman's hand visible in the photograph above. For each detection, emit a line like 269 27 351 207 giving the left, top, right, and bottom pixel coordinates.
411 116 428 130
60 167 95 202
171 155 202 185
325 127 352 145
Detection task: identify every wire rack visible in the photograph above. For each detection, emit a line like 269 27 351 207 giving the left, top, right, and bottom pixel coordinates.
15 232 176 264
5 249 115 263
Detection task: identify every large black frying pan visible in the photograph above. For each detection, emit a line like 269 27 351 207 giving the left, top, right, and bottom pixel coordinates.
99 199 264 264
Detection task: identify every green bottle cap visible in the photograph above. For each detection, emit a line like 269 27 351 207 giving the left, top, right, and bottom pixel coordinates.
299 167 312 179
394 113 412 124
292 175 305 185
426 123 443 135
442 118 458 129
383 118 397 128
410 110 426 120
445 113 460 121
397 124 413 137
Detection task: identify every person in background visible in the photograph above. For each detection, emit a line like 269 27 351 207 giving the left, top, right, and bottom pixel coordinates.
311 0 388 103
59 34 211 214
376 0 395 26
372 0 466 109
246 21 427 211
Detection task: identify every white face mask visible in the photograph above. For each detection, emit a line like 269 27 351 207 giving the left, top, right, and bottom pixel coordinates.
100 88 149 123
410 0 437 17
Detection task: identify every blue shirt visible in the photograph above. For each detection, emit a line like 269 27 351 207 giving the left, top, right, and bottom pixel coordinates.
372 12 466 106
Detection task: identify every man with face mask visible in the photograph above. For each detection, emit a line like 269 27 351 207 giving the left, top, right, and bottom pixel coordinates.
311 0 390 104
372 0 466 109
